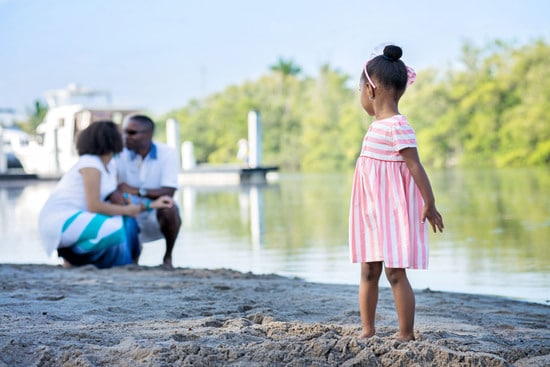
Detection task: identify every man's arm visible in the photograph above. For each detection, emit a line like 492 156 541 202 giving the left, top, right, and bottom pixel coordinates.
114 183 175 200
138 186 176 200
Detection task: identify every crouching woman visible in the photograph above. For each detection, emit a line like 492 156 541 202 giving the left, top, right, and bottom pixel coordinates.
39 120 175 268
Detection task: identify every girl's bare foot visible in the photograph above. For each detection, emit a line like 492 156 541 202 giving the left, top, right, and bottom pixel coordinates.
395 332 415 342
359 329 375 339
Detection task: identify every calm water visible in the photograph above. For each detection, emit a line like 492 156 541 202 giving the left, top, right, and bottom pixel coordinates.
1 169 549 304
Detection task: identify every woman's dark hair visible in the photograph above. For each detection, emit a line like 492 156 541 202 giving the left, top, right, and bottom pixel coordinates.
76 120 123 156
363 45 408 91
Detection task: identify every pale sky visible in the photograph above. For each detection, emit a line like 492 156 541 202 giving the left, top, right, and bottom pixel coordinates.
1 0 548 117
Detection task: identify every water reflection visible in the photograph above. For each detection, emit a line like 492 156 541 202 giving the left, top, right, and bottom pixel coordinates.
0 168 549 304
0 180 58 265
433 168 550 272
181 184 267 248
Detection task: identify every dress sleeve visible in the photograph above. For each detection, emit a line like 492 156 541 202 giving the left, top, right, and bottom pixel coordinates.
391 120 417 152
77 155 104 171
78 155 117 200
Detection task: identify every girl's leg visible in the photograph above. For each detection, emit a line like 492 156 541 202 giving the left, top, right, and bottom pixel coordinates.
359 261 383 338
385 267 415 341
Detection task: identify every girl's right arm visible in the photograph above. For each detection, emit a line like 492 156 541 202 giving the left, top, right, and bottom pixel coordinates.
400 147 444 233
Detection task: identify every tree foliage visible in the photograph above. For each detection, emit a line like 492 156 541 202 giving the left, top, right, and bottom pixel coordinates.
162 39 550 171
19 100 48 133
403 39 550 167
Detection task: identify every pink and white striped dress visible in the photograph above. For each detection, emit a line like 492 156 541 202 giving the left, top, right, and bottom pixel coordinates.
349 115 428 269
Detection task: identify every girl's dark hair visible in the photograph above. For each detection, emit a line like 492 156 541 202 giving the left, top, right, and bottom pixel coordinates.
76 120 123 156
363 45 408 91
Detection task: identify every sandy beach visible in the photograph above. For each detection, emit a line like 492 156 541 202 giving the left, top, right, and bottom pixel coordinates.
0 264 548 366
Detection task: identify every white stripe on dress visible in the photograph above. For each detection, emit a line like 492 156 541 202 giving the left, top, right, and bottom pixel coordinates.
60 212 124 249
348 115 429 269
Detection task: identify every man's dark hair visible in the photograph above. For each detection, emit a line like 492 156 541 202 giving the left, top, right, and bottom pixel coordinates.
76 120 123 156
127 114 155 133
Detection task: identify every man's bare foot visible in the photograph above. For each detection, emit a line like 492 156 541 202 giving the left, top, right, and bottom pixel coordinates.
62 259 73 269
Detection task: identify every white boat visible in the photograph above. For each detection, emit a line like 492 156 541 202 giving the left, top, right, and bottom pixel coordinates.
0 108 30 175
4 88 279 184
1 127 29 170
11 84 140 178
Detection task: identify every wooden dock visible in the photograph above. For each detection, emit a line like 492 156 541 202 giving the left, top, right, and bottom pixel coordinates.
178 164 279 186
0 172 39 181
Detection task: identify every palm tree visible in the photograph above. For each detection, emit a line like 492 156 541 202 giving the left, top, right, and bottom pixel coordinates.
270 58 302 77
269 59 302 154
26 100 48 132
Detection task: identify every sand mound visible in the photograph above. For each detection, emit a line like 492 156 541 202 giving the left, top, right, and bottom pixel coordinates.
1 264 548 366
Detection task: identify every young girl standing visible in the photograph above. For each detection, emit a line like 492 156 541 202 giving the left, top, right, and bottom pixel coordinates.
349 44 444 342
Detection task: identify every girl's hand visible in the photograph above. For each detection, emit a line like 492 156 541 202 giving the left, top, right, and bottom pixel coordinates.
422 205 444 233
150 195 175 209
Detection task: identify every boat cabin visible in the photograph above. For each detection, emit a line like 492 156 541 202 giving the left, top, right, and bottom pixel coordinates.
13 84 140 178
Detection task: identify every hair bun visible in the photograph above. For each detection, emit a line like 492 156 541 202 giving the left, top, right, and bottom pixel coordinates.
383 45 403 61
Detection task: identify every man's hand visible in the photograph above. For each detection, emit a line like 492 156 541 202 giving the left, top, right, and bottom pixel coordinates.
117 182 138 196
151 195 175 209
108 190 130 205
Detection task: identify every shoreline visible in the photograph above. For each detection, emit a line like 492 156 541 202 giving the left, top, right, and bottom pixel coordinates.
1 263 549 366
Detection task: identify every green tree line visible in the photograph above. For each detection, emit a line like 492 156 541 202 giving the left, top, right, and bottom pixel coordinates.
161 39 548 171
402 39 550 168
162 61 364 172
161 40 550 171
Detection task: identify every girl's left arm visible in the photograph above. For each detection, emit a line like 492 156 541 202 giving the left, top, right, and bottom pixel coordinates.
400 147 444 233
